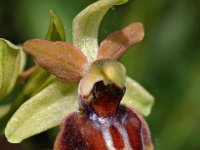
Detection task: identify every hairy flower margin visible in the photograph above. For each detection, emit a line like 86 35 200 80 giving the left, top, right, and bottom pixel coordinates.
0 0 154 149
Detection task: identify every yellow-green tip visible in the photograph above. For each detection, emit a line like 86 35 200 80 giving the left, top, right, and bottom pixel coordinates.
79 59 126 99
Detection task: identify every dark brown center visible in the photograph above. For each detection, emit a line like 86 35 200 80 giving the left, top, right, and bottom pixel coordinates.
89 81 125 117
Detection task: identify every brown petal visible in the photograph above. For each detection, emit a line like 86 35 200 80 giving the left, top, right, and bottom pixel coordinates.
23 39 88 82
98 22 144 60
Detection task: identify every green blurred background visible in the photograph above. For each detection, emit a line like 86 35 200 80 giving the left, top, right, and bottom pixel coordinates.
0 0 200 149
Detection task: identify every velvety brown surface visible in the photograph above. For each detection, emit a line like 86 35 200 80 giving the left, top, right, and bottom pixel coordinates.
54 105 152 150
54 81 152 150
23 39 88 82
98 22 144 60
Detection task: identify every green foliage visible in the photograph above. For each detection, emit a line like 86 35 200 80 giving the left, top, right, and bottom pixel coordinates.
0 11 65 133
46 9 65 41
5 80 78 143
0 39 26 100
0 104 10 119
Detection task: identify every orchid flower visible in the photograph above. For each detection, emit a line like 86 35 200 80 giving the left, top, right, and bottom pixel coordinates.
5 0 154 149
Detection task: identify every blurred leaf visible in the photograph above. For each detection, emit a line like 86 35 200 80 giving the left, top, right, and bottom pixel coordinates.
46 10 65 41
5 80 78 143
122 77 154 116
0 39 26 100
0 104 11 119
98 22 144 60
72 0 128 63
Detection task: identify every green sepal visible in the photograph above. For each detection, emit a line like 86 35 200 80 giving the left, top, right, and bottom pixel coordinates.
5 80 78 143
0 68 50 133
46 10 65 41
72 0 128 63
122 77 154 116
32 75 56 95
0 39 26 100
1 9 66 134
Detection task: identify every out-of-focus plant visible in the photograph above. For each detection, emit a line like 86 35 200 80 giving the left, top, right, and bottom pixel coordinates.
0 0 154 149
0 9 64 132
0 39 26 100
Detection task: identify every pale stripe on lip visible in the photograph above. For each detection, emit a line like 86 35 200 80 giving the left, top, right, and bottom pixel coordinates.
90 112 133 150
101 126 116 150
115 123 133 150
114 114 133 150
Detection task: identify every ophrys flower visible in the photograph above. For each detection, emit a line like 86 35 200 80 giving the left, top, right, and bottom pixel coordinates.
5 0 154 149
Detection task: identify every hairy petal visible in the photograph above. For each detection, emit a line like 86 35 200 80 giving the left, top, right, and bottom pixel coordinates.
23 39 88 82
72 0 128 63
98 22 144 60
